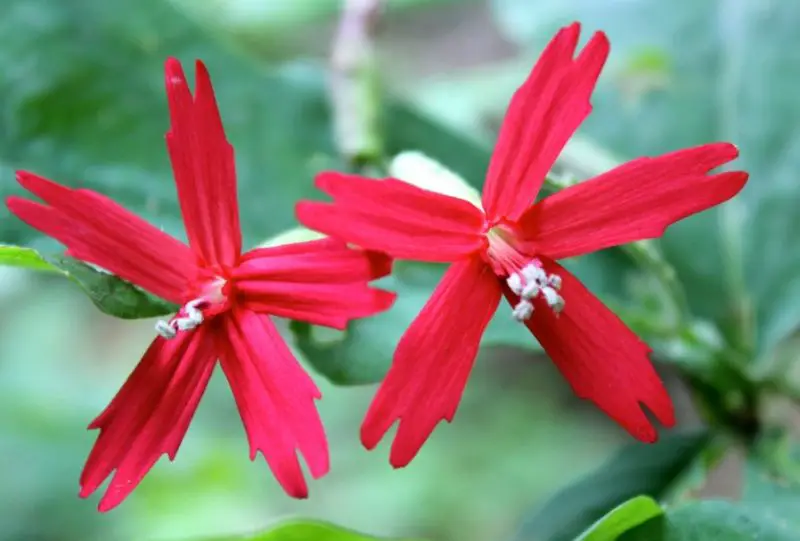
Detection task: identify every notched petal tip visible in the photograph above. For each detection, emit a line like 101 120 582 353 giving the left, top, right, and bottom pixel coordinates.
164 57 187 88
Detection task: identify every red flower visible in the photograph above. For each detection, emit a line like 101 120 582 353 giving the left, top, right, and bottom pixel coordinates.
6 58 395 510
296 23 748 466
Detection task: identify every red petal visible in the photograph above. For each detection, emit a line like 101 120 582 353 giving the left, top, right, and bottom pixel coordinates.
234 238 395 329
482 23 609 221
165 58 241 268
219 309 328 497
361 256 501 466
508 258 674 442
80 329 217 511
296 172 485 262
519 143 747 259
7 172 195 303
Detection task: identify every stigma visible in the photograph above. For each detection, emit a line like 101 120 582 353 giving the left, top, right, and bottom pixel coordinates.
506 261 564 322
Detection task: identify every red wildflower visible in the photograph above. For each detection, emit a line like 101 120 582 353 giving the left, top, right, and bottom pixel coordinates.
296 23 748 466
6 58 395 510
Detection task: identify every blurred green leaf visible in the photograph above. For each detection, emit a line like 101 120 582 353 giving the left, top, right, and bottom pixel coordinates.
0 244 59 272
206 520 423 541
0 243 178 318
489 0 800 365
44 254 179 319
620 500 797 541
576 496 662 541
511 430 710 541
742 432 800 529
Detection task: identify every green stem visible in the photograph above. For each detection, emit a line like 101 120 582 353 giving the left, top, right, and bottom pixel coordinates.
330 0 384 166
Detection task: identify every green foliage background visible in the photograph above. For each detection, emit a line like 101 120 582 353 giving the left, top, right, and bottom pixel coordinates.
1 0 800 540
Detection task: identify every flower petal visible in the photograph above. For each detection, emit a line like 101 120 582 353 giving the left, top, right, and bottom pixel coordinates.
361 256 501 467
219 309 328 497
80 329 217 511
507 258 675 442
519 143 748 259
7 171 195 303
165 58 241 268
234 238 395 329
482 23 609 221
296 171 485 262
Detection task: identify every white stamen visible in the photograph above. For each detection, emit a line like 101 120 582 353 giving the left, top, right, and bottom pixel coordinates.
522 264 547 284
506 273 524 296
155 298 206 339
506 262 565 321
542 286 565 313
512 300 534 321
155 320 177 339
521 280 540 299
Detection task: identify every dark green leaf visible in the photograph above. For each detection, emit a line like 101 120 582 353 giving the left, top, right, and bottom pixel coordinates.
511 430 710 541
0 244 177 318
620 500 797 541
44 255 178 319
205 520 422 541
576 496 662 541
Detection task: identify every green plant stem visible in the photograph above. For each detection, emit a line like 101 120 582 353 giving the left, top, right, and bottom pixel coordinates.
330 0 384 165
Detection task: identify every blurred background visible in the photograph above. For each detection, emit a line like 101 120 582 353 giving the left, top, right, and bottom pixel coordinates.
2 1 799 540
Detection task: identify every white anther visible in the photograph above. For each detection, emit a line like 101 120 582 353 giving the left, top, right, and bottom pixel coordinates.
511 300 534 321
506 273 524 296
155 320 177 339
154 299 206 339
521 263 547 284
542 286 565 314
507 263 566 321
521 280 540 299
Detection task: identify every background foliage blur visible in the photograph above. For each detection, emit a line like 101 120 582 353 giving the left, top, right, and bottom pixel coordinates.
1 1 800 540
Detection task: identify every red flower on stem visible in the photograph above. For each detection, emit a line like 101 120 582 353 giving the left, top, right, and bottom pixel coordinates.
6 58 395 511
296 23 748 467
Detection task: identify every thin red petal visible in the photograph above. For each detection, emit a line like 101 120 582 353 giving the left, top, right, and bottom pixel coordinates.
508 258 675 442
80 329 217 511
482 23 609 221
8 172 195 303
519 143 748 259
234 238 395 329
219 309 328 497
361 256 501 466
296 172 485 262
165 58 241 268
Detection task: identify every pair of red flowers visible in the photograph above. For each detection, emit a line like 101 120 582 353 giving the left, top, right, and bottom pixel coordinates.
6 23 747 511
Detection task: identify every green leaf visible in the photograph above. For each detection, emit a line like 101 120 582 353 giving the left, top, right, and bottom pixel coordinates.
0 243 178 318
0 244 60 272
205 520 422 541
511 430 710 541
576 496 663 541
620 500 797 541
489 0 800 364
44 255 178 319
742 432 800 530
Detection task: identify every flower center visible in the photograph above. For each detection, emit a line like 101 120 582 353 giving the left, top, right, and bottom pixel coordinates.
484 222 564 322
155 277 231 339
